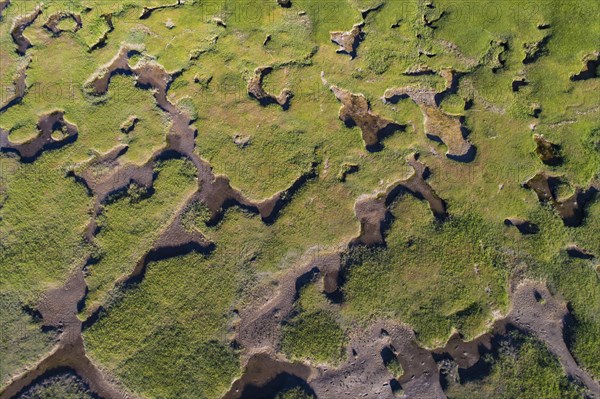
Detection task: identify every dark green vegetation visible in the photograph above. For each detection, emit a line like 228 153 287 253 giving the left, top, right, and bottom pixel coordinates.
14 371 97 399
445 331 586 399
0 0 599 398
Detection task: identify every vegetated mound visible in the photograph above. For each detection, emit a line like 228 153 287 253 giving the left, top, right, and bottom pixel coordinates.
14 369 99 399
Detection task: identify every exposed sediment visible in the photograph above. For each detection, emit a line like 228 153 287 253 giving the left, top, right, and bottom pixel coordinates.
570 51 600 81
43 12 82 36
330 23 364 58
383 69 474 161
10 4 42 55
0 59 28 113
223 353 315 399
0 110 78 163
523 172 598 227
234 267 600 398
503 217 539 234
0 270 129 399
139 0 182 19
323 73 403 151
352 153 447 246
533 134 561 165
247 66 293 109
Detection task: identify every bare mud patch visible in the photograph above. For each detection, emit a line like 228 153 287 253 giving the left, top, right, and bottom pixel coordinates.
323 73 403 151
43 12 82 36
10 5 42 55
571 51 600 81
247 66 293 109
384 69 474 161
353 153 446 246
523 172 598 227
0 111 78 163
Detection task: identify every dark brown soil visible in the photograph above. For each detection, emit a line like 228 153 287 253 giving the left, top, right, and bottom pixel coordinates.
523 172 598 227
383 69 474 161
0 270 129 399
139 0 182 19
10 5 42 55
570 51 599 81
330 23 364 58
0 59 28 113
324 75 403 151
224 353 314 399
352 153 446 246
503 217 539 234
247 67 293 109
0 111 78 163
533 134 562 165
43 12 82 36
0 0 10 19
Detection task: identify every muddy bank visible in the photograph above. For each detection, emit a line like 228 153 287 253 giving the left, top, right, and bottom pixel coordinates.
43 12 82 36
0 111 78 163
88 14 113 52
353 153 446 246
10 5 42 55
0 270 129 399
72 48 315 326
237 253 340 352
533 134 561 165
383 69 474 161
82 46 314 229
330 23 364 58
12 369 101 399
86 45 175 113
139 0 182 19
570 52 599 81
323 73 403 151
0 59 28 113
523 172 598 227
247 66 293 109
0 0 10 19
503 217 539 234
223 353 315 399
